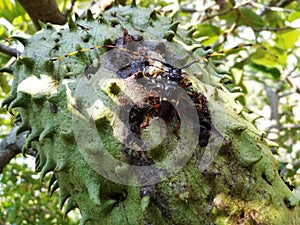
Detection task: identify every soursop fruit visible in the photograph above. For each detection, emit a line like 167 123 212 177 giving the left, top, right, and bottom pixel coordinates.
2 5 299 225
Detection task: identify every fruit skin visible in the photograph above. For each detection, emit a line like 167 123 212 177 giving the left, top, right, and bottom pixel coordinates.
3 5 299 225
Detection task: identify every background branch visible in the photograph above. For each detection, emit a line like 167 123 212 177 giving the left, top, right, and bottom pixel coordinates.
0 44 21 57
0 124 26 174
17 0 75 30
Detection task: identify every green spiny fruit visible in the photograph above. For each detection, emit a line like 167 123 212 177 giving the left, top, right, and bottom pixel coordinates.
3 5 299 225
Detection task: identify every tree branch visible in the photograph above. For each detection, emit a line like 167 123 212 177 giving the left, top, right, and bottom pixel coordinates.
265 86 280 121
0 124 26 174
202 1 251 22
63 0 77 19
0 44 21 57
277 0 294 8
250 1 293 13
17 0 71 30
286 76 300 94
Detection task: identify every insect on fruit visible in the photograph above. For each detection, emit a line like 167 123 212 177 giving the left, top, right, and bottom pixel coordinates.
50 30 276 148
48 33 218 146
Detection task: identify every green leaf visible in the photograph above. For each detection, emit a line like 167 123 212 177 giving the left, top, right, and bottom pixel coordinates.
0 25 8 39
249 63 281 79
0 0 14 22
288 11 300 22
231 68 243 85
14 0 26 16
219 10 238 26
0 53 11 66
12 15 27 27
0 74 11 94
250 46 287 67
275 29 300 50
0 0 25 23
238 7 264 29
195 24 221 45
264 10 285 28
276 29 300 50
196 24 221 37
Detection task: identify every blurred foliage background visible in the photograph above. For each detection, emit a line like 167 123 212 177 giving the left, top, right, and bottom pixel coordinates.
0 0 299 224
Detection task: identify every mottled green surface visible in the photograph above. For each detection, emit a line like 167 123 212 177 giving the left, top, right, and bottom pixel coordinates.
2 5 299 225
